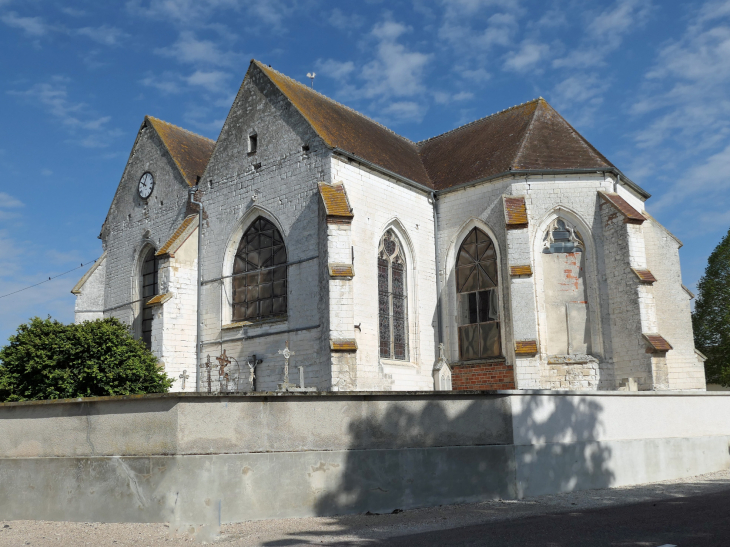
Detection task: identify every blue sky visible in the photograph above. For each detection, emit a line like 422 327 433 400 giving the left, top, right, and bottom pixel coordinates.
1 0 729 343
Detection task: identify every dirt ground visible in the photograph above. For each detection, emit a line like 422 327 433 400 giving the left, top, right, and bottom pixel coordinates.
2 468 729 546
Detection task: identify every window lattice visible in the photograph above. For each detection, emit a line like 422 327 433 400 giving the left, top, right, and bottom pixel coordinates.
456 228 501 360
141 247 159 350
232 217 287 322
378 230 408 360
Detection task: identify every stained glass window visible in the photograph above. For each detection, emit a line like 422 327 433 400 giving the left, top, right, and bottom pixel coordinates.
378 230 408 360
141 247 159 349
232 217 287 322
456 228 501 360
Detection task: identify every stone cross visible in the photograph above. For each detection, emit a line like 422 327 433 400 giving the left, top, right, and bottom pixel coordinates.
179 370 189 390
438 343 447 364
246 355 263 390
200 355 213 393
278 341 295 386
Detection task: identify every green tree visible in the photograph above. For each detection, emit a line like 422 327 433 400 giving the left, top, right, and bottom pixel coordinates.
693 227 730 387
0 317 172 402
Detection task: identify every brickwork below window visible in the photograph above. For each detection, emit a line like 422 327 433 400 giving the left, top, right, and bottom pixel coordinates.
451 362 515 390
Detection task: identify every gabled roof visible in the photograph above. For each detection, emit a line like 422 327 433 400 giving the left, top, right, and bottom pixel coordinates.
156 214 198 257
145 116 215 187
251 61 645 196
419 98 614 191
254 61 432 187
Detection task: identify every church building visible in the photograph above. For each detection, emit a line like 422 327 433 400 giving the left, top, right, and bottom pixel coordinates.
72 60 707 393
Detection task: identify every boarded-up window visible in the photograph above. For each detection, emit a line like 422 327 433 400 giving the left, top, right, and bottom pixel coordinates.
141 247 159 349
232 217 287 322
378 230 408 360
456 228 501 360
542 218 591 355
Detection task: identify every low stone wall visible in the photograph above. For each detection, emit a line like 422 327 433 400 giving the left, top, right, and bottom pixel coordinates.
0 391 728 523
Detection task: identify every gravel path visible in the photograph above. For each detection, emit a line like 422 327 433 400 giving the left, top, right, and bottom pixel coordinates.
2 469 729 546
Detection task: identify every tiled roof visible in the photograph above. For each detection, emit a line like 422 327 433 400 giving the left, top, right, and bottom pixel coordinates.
146 292 173 306
318 182 354 222
515 340 538 356
598 192 646 224
145 116 215 187
255 62 623 192
643 334 673 353
156 214 198 257
510 265 533 276
504 197 528 228
255 62 432 187
330 339 358 351
632 268 657 284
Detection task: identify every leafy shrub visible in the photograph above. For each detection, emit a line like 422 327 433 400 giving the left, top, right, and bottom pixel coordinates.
0 317 172 402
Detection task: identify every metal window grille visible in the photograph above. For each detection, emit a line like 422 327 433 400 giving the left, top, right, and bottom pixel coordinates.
456 228 501 360
378 229 408 360
141 247 159 349
232 217 288 322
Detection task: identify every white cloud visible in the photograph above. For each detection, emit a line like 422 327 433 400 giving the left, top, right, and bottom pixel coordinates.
186 70 230 88
8 81 118 147
503 40 550 72
76 25 128 46
328 8 365 30
315 59 355 81
552 0 652 69
155 30 241 67
548 73 609 127
0 192 23 209
1 12 51 37
379 101 425 123
140 72 185 95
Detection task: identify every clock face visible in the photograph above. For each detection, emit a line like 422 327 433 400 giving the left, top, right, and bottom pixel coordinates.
138 172 154 199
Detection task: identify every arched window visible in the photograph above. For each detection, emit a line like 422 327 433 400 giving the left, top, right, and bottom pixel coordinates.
456 228 501 360
378 229 408 360
141 247 159 349
541 218 591 355
232 217 287 322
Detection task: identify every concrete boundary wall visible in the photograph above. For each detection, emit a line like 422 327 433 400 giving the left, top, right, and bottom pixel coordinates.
0 391 728 523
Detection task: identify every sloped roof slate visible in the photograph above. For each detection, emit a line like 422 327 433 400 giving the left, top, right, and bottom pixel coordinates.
146 116 215 187
252 60 626 193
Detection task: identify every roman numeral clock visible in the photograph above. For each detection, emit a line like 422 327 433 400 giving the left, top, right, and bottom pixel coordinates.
138 172 154 199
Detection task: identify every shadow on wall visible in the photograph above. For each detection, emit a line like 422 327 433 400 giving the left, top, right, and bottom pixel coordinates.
306 394 613 521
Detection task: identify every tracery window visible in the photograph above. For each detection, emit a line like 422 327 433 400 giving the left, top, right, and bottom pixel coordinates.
141 247 159 349
378 230 408 360
232 217 287 322
456 228 501 360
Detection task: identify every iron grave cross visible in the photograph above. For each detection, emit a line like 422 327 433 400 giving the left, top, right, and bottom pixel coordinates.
277 341 296 390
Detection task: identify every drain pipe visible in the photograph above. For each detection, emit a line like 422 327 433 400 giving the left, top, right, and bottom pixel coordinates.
190 185 204 392
431 191 443 347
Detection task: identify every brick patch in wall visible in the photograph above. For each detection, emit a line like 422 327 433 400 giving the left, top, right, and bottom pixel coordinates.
451 361 515 390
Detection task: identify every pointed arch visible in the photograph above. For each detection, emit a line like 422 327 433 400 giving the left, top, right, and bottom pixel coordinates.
378 228 409 360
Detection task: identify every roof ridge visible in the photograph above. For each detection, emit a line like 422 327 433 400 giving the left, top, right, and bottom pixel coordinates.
416 98 543 147
511 98 543 169
253 60 417 146
145 115 216 144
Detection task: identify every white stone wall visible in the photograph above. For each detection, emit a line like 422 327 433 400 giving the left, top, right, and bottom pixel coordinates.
73 255 106 323
154 231 198 392
644 218 706 390
332 156 436 391
194 64 330 392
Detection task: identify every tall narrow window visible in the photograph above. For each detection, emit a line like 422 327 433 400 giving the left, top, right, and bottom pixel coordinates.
456 228 501 360
232 217 287 322
378 230 408 360
141 247 159 349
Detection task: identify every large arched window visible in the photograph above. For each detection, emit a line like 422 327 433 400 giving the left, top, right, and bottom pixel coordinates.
378 229 408 360
456 228 501 360
232 217 287 322
141 247 159 349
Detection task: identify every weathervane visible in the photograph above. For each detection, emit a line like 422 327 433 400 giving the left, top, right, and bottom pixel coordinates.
307 72 316 88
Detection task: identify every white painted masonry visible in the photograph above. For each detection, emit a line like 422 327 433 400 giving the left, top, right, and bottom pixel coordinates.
73 61 705 393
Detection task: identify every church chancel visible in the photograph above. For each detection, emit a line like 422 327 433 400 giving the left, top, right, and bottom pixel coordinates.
72 60 707 393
